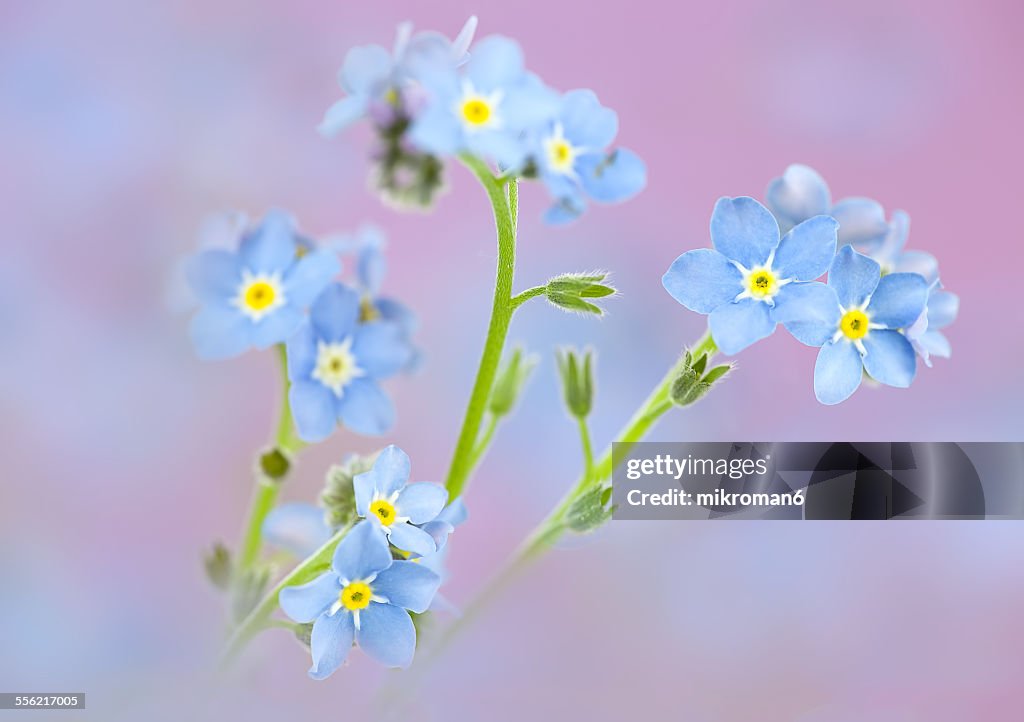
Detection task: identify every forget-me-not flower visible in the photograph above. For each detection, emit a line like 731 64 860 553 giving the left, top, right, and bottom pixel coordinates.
263 502 332 558
319 17 478 136
279 520 440 677
765 163 895 248
186 210 340 360
772 245 929 404
662 197 838 355
354 445 449 557
409 35 559 170
287 283 410 441
531 89 646 224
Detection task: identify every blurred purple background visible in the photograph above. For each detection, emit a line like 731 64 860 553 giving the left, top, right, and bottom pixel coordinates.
2 0 1022 719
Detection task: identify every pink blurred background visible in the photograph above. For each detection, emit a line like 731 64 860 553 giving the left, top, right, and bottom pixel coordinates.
1 0 1022 719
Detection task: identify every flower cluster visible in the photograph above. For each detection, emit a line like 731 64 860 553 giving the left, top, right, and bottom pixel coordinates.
321 18 646 222
269 446 465 677
663 166 958 405
186 214 419 440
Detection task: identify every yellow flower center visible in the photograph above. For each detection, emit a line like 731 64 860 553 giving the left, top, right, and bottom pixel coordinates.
339 581 372 611
244 281 276 311
747 268 778 298
461 98 492 126
369 499 397 527
840 309 870 340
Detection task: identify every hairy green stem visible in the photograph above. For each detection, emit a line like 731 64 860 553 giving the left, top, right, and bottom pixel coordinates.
510 286 546 310
577 416 595 483
444 156 519 501
237 344 304 572
222 522 353 667
413 329 718 672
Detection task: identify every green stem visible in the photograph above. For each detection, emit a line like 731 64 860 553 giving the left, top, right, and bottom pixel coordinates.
237 345 305 572
413 329 718 671
444 156 518 501
577 416 595 483
467 413 499 472
222 522 353 666
510 286 546 310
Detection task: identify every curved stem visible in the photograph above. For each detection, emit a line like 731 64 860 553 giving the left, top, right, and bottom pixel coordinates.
510 286 546 310
221 522 353 667
415 329 718 670
444 156 518 501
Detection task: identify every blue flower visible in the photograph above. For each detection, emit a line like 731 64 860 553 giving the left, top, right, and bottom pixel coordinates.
335 225 421 371
286 283 411 441
662 197 838 355
320 17 478 136
765 163 895 248
532 89 646 224
409 35 559 170
186 210 340 360
906 283 959 367
279 520 440 676
772 246 929 405
353 445 449 557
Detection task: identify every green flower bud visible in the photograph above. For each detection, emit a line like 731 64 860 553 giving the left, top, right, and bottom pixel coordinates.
489 347 538 418
566 485 615 533
203 542 232 591
374 116 446 209
670 350 734 407
545 272 617 316
231 566 270 623
321 454 377 528
556 348 595 419
259 448 290 480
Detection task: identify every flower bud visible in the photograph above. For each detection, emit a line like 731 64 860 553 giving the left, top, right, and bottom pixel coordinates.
489 347 538 417
556 348 595 419
259 448 291 480
545 272 616 316
203 542 232 591
566 485 614 533
321 454 376 527
670 350 733 407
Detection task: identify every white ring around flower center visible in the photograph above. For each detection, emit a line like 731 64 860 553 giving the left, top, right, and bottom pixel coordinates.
312 338 365 396
233 269 286 322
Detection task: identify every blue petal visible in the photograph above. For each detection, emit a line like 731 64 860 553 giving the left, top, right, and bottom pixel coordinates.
279 572 340 624
814 340 863 405
310 283 359 342
577 148 646 203
914 330 951 363
662 249 742 314
340 44 392 95
284 249 341 307
559 89 618 149
866 272 929 329
436 500 468 527
189 305 251 360
771 282 840 347
290 380 338 442
927 290 959 330
371 561 441 613
352 322 410 379
319 96 369 137
356 603 416 668
332 520 392 582
543 195 586 225
828 246 880 309
286 322 317 381
263 503 332 558
386 521 437 557
355 445 410 516
892 250 938 284
250 306 303 348
764 164 831 232
375 297 418 336
772 215 838 281
335 378 395 436
465 35 524 91
309 610 354 680
396 483 448 524
709 299 776 355
408 103 462 157
467 128 531 170
710 197 780 269
831 197 889 248
357 238 387 295
498 74 560 134
239 210 296 273
421 520 455 552
862 330 916 388
870 209 910 265
186 250 240 304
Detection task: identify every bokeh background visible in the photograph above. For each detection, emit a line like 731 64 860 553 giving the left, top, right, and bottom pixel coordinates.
2 0 1022 719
